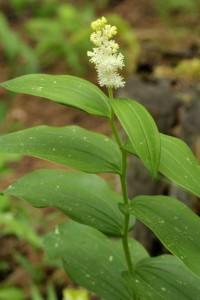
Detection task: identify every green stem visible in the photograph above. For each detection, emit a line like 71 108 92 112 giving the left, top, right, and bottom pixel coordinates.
108 87 133 272
120 150 133 272
108 87 113 99
108 87 122 147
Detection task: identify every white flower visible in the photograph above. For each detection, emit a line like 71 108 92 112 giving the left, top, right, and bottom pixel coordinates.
87 17 125 89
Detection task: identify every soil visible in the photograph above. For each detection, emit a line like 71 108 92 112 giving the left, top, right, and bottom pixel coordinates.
0 0 200 299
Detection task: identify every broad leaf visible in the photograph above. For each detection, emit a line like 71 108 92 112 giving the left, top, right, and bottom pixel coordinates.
44 220 149 300
123 255 200 300
126 133 200 197
111 98 160 178
0 74 111 117
159 134 200 197
0 125 122 174
3 169 135 236
120 195 200 278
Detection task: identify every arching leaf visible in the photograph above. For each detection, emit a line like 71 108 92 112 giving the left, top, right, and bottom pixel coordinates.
111 98 160 178
44 220 149 300
0 125 121 174
123 255 200 299
4 169 135 236
120 195 200 278
0 74 111 117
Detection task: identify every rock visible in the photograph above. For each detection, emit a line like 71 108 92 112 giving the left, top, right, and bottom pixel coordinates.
118 75 181 133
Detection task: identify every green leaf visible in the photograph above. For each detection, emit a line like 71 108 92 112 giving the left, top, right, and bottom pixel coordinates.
47 284 58 300
0 211 42 248
120 195 200 278
3 169 135 236
31 285 44 300
0 125 121 174
126 133 200 197
63 288 90 300
0 287 25 300
159 134 200 197
44 220 149 300
111 98 160 178
123 255 200 300
0 74 111 117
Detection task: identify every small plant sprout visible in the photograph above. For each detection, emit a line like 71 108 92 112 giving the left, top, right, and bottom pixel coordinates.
1 17 200 300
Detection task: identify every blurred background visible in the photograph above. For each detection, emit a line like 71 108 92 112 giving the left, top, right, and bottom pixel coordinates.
0 0 200 299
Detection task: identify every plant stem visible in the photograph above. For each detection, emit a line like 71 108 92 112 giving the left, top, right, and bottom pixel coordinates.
108 87 133 272
120 150 133 272
108 88 122 147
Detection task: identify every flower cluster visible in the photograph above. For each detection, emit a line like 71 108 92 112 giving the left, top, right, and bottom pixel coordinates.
87 17 125 89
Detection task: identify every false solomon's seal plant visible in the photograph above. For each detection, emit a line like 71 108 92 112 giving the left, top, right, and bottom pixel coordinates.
1 17 200 299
